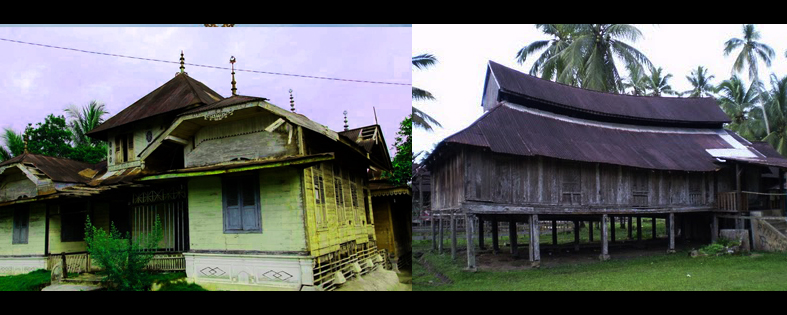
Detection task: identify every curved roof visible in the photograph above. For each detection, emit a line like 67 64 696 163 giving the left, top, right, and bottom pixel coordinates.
439 105 761 172
487 61 731 125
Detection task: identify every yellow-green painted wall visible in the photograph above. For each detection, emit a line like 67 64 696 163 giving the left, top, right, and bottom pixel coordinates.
0 203 46 256
187 167 307 252
48 202 110 254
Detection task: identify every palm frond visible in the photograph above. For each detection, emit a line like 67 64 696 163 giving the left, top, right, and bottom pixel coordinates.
412 107 442 131
412 54 438 70
412 87 435 101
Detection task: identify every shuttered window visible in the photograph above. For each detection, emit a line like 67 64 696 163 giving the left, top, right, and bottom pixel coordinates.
12 206 29 245
313 164 327 227
561 163 582 205
61 203 88 242
632 170 649 206
223 176 262 233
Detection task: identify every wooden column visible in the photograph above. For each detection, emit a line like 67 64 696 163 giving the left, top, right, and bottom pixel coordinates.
628 216 633 239
636 216 642 242
600 214 610 261
588 221 594 242
465 214 476 271
450 212 457 260
573 220 580 251
478 216 485 250
781 169 786 215
492 218 499 253
529 214 540 268
552 220 558 245
652 217 657 240
438 213 444 254
431 214 437 251
711 213 718 243
667 213 676 253
510 220 518 257
610 216 616 243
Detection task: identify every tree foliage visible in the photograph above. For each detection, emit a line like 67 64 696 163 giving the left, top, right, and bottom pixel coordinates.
84 215 163 291
384 116 412 186
27 114 74 158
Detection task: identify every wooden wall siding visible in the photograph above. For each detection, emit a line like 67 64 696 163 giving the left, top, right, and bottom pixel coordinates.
452 150 729 211
48 202 110 254
185 114 298 168
0 171 38 202
302 162 373 258
0 203 46 256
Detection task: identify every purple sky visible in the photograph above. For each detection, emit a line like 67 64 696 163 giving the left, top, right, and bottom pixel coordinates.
0 26 411 157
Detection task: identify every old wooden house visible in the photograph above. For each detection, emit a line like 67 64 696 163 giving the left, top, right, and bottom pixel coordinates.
0 57 392 291
423 61 787 269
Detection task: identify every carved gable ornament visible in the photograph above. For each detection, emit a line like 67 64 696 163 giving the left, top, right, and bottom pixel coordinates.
204 109 235 121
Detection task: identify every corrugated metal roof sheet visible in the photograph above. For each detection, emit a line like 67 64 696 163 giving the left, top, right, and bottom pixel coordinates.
488 61 731 124
442 105 741 172
0 153 99 183
87 74 224 138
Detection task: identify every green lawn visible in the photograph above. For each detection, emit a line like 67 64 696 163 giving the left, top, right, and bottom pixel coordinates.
414 248 787 291
0 270 52 291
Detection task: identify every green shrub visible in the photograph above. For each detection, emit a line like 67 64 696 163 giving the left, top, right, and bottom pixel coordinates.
84 215 163 291
699 243 726 255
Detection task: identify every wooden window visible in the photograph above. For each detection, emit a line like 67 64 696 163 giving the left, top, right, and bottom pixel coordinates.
313 164 327 226
12 206 29 245
222 175 261 233
561 163 582 205
364 189 371 224
61 203 88 242
689 174 703 205
334 164 346 224
632 170 649 206
350 172 360 225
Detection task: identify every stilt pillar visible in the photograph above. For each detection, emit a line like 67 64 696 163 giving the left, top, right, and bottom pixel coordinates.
589 221 594 242
438 212 444 254
711 213 718 243
492 218 499 253
431 214 437 251
610 216 616 243
636 216 642 242
628 216 633 239
573 220 580 251
465 214 476 271
652 217 657 239
667 212 676 253
510 221 518 257
478 216 486 250
529 214 540 268
600 214 610 261
450 212 457 260
552 220 558 245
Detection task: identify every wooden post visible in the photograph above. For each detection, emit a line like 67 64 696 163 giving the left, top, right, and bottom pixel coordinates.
573 220 580 251
600 214 610 261
431 214 437 251
711 213 718 243
438 213 444 254
61 253 67 279
781 169 786 216
667 213 675 253
510 220 518 257
552 220 558 245
588 220 594 242
636 216 642 242
492 218 499 253
530 214 540 268
652 217 657 240
610 216 616 243
736 163 743 212
478 216 485 250
628 216 633 239
450 212 457 260
465 214 476 271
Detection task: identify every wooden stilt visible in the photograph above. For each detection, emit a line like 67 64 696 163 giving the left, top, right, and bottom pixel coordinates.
438 213 444 254
478 216 485 250
552 220 558 245
510 220 518 257
589 221 594 242
610 216 616 243
573 220 580 251
600 214 610 261
431 214 437 251
450 212 457 260
628 216 633 239
652 217 657 239
668 213 676 253
492 218 499 253
711 213 718 243
530 214 540 268
466 214 476 271
636 216 642 242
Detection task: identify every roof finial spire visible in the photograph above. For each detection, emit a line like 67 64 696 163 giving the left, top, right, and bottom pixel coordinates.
179 50 185 74
343 110 349 131
289 89 295 112
230 56 237 96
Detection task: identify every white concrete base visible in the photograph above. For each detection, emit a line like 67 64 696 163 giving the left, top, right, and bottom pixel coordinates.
0 256 47 275
183 252 313 291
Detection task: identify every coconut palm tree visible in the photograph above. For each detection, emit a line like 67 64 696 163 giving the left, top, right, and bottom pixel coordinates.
558 24 652 93
0 127 24 161
412 54 442 131
717 76 765 141
643 66 678 97
64 100 108 146
622 64 648 96
684 66 716 97
723 24 775 82
516 24 576 83
761 75 787 155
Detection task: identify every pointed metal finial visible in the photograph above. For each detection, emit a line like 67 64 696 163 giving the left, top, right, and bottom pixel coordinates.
289 89 295 112
343 110 349 131
180 51 185 74
230 56 237 96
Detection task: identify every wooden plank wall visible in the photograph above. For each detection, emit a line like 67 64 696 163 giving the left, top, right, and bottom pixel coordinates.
435 149 735 209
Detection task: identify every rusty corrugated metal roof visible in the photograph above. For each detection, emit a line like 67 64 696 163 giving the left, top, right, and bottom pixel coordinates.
0 153 100 183
87 74 224 138
178 95 267 116
441 105 740 172
487 61 731 124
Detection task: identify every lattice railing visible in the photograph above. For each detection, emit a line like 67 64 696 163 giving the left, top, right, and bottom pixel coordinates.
312 240 381 291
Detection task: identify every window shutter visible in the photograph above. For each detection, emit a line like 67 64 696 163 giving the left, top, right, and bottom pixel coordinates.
13 207 29 244
12 210 20 244
241 178 260 231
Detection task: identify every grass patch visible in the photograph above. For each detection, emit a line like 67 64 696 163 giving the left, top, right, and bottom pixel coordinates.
414 248 787 291
0 269 52 291
146 272 208 291
157 281 208 291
